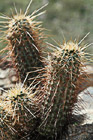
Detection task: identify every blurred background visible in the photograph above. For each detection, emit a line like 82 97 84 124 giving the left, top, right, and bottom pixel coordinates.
0 0 93 55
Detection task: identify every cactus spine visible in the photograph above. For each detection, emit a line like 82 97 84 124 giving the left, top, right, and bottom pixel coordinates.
39 41 86 138
0 2 46 86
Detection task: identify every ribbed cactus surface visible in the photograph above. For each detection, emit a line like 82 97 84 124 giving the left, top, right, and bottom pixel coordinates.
39 42 84 138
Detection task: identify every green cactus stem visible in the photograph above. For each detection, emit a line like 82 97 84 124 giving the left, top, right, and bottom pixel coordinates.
0 2 46 86
39 41 88 138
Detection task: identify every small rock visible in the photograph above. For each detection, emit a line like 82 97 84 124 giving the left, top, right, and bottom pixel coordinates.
10 76 17 83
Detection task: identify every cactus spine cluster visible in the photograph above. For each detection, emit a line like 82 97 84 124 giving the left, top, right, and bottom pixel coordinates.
0 84 41 139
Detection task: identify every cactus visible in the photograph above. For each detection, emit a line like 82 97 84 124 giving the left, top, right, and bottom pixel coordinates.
39 41 88 138
0 2 92 140
0 40 90 140
0 1 46 86
0 83 41 139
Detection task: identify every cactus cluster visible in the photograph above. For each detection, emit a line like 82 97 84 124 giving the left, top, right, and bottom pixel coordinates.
0 1 91 140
